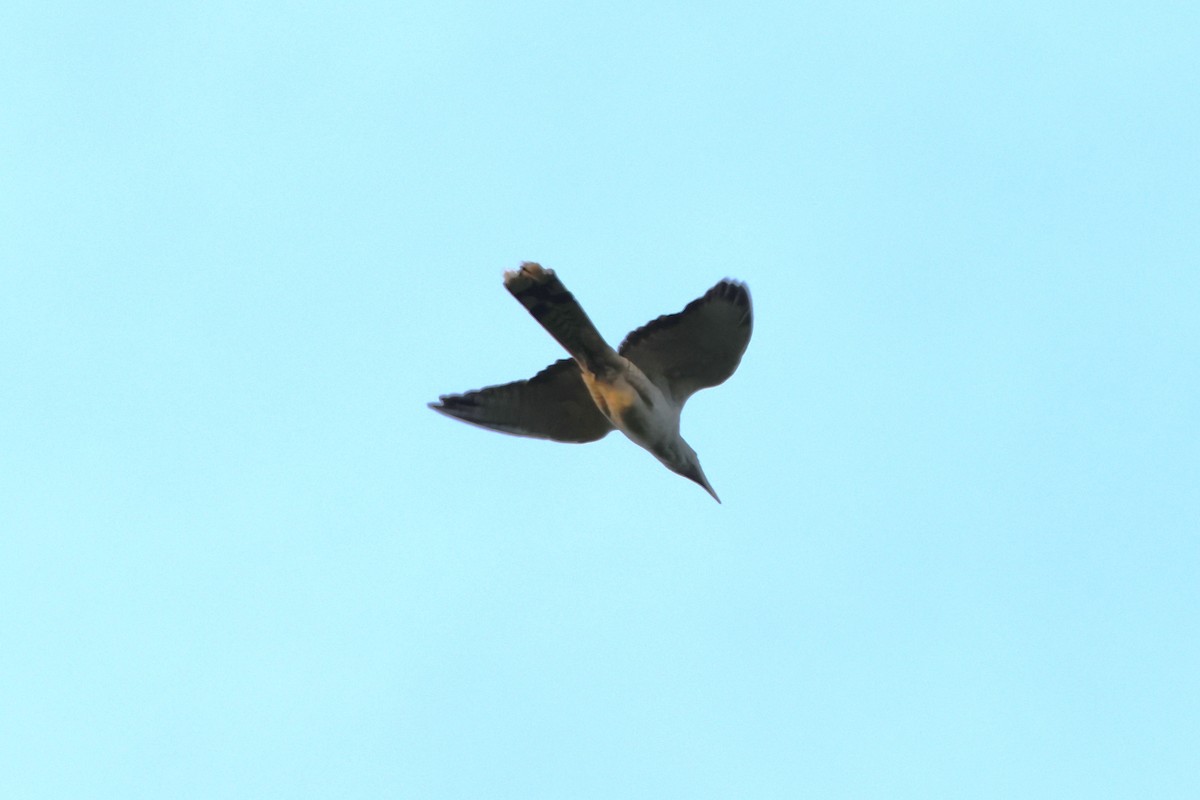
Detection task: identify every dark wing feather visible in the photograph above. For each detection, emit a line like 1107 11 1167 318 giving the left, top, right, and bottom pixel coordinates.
428 358 613 443
618 280 752 405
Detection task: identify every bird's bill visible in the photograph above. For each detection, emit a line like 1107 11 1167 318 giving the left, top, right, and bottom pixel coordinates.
686 463 721 504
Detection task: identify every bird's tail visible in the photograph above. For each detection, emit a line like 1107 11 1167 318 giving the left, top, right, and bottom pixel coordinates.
503 263 618 372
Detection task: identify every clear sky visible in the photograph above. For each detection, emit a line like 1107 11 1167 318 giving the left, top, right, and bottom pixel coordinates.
2 2 1197 797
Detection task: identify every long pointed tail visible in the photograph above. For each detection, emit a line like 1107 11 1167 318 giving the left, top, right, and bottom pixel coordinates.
503 263 618 372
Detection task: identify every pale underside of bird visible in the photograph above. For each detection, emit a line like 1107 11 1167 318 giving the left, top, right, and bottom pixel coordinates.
428 263 752 501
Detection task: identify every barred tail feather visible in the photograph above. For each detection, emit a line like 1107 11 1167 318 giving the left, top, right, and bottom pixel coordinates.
503 263 618 371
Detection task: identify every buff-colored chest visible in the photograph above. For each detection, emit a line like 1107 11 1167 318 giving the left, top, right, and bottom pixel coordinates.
580 365 676 450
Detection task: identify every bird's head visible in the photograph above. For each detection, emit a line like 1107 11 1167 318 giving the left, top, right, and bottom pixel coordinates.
660 439 720 503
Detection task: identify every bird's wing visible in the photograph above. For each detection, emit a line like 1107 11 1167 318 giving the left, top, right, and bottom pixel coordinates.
618 280 752 405
428 358 614 443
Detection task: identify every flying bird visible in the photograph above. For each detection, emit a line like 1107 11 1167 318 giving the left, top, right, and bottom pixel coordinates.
428 263 752 501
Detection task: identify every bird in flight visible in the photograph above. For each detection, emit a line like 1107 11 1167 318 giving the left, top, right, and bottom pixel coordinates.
429 263 752 501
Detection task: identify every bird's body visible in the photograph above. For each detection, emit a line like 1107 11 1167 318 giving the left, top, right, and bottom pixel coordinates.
579 355 679 460
429 263 752 501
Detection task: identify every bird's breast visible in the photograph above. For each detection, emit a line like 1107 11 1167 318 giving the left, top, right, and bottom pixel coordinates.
581 367 675 449
582 373 637 420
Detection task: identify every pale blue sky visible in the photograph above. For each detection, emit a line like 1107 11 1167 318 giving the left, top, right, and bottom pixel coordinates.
2 2 1198 797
